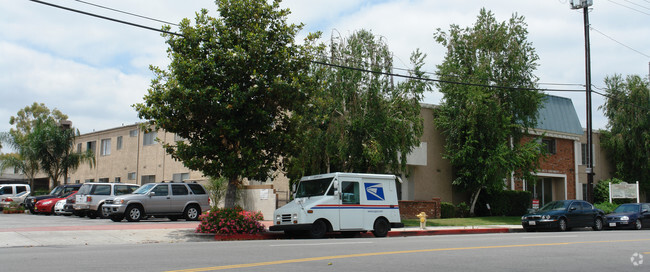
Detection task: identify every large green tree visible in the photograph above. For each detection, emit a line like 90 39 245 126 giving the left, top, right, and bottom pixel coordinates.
135 0 316 208
9 102 68 145
433 9 545 214
26 118 95 188
286 29 430 181
600 74 650 194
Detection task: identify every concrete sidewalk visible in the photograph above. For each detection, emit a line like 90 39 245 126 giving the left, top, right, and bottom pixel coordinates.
0 219 523 248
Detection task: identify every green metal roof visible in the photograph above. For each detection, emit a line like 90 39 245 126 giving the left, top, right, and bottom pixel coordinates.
535 95 583 135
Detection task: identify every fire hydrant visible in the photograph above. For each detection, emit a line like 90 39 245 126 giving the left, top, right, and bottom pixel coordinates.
416 212 427 229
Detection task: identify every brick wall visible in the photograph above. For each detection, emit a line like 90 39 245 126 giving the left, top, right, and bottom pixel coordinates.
399 198 441 219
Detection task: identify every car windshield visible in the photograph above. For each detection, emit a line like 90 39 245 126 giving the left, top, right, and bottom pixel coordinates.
613 204 639 213
295 177 333 198
539 201 570 211
49 186 63 196
132 183 156 195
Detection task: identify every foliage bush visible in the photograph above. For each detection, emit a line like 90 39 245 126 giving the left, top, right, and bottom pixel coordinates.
196 206 264 235
475 190 532 216
594 178 627 204
456 202 470 218
594 202 619 214
441 202 456 218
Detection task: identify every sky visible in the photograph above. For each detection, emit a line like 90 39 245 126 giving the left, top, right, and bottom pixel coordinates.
1 0 649 153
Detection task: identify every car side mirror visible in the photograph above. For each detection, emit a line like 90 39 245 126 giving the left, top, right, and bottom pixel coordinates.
149 192 156 197
570 207 577 211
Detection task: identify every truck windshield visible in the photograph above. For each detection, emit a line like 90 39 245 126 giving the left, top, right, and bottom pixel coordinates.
295 178 333 198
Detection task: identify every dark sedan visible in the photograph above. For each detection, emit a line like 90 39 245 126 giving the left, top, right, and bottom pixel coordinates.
521 200 605 232
605 203 650 230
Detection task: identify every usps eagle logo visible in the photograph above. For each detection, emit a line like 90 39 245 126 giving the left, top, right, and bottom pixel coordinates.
365 183 385 201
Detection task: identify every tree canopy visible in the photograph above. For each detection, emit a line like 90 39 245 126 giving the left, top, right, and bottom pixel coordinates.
285 29 430 182
433 9 545 214
600 74 650 194
134 0 316 208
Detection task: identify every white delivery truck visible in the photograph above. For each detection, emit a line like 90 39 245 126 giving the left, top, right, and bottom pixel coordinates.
269 172 404 238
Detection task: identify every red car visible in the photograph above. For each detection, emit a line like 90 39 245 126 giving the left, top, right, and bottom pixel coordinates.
35 191 77 215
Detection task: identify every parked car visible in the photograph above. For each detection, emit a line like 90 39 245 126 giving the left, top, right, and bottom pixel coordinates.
0 191 30 210
54 192 79 215
521 200 605 232
0 184 31 201
605 203 650 230
24 184 82 214
102 182 210 222
74 182 140 219
35 191 77 215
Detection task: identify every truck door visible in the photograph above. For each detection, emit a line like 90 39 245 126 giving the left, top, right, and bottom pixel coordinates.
147 184 171 213
339 180 364 229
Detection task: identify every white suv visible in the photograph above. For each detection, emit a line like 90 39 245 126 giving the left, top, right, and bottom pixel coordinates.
74 183 140 219
102 182 210 222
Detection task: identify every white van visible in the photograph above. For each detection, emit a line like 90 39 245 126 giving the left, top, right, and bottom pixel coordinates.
0 184 31 199
270 172 403 238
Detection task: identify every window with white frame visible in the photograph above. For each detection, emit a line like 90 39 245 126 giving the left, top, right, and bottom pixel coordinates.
143 131 157 146
100 138 111 156
172 173 190 183
129 129 138 137
127 172 136 180
141 175 156 184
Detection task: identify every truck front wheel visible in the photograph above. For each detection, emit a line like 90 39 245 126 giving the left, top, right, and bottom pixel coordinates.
373 218 390 237
309 220 328 239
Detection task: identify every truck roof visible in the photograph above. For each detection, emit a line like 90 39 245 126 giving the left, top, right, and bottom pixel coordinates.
300 172 399 182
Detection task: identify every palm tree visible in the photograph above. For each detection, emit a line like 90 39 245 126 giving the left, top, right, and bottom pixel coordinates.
0 132 40 188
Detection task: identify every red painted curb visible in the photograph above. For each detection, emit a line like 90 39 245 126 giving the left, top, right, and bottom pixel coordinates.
209 228 515 240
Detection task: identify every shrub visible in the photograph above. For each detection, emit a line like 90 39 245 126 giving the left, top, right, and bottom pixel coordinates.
475 190 532 216
196 206 265 235
456 202 470 218
441 202 455 218
594 202 618 214
594 178 624 203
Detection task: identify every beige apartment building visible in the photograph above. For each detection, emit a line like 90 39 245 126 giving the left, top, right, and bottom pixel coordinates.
69 124 206 185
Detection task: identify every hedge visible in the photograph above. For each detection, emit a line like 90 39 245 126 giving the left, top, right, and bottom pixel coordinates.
474 190 532 216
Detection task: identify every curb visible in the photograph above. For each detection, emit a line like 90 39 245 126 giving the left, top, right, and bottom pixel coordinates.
211 227 522 240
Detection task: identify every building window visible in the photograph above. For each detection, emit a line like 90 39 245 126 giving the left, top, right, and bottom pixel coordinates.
143 131 157 146
100 139 111 156
116 136 123 150
115 177 121 183
98 178 109 183
77 143 82 153
541 138 556 154
172 173 190 183
174 134 187 142
129 129 138 137
127 172 136 180
87 141 96 153
141 175 156 184
580 143 595 166
75 180 80 184
85 179 95 183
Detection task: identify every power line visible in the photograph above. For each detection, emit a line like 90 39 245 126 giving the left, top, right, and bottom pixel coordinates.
29 0 182 37
621 0 650 10
608 0 650 16
74 0 180 26
590 26 650 58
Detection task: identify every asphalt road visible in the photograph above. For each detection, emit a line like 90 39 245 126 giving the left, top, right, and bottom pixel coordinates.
2 226 649 272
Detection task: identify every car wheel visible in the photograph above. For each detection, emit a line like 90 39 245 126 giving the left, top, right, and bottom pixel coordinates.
51 206 56 215
372 218 390 237
592 217 603 231
29 207 36 214
110 214 124 222
125 206 143 222
98 205 110 219
168 216 179 221
634 219 642 230
183 205 201 221
87 210 97 219
308 220 328 239
558 218 567 231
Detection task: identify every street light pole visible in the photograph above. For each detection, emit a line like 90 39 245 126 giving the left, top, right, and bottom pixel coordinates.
571 0 594 202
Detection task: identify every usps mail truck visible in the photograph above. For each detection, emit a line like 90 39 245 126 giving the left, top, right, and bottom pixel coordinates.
269 172 404 238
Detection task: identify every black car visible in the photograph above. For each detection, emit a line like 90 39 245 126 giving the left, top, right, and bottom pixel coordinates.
605 203 650 230
24 184 82 214
521 200 605 232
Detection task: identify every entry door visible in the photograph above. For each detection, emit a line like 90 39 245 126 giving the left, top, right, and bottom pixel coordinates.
339 181 364 230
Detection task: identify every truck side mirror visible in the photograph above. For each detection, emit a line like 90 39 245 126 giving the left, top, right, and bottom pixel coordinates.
149 192 156 197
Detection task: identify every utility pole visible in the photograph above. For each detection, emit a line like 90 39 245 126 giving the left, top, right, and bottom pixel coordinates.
570 0 594 202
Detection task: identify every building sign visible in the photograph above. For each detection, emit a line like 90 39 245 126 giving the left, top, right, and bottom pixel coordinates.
610 182 640 203
532 199 540 210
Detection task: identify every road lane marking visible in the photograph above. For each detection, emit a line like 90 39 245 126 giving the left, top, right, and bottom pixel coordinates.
166 238 650 272
522 235 579 239
270 241 373 247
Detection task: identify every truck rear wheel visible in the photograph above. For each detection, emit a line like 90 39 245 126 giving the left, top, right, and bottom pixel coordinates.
309 220 328 239
373 218 390 237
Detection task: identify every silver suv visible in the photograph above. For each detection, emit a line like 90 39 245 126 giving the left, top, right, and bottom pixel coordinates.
102 182 210 222
74 183 140 219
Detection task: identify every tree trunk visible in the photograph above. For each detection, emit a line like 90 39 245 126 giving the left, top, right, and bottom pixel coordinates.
469 187 482 216
224 176 239 208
